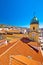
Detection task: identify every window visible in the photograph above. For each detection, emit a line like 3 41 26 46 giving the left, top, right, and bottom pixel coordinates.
33 27 35 30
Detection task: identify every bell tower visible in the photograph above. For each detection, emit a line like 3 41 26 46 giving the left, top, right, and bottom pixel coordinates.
29 16 39 42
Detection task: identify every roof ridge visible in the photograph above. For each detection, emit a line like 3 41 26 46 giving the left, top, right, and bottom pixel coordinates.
10 55 26 65
0 40 19 57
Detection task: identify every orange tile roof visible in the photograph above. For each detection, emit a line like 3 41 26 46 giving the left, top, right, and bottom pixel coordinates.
0 39 7 47
0 38 18 55
0 39 43 65
0 39 5 43
13 34 26 37
28 42 40 47
0 30 5 33
6 30 20 33
10 55 42 65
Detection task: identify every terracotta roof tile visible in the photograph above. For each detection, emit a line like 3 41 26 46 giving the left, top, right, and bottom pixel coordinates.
0 38 18 55
0 40 43 65
10 55 42 65
28 42 40 47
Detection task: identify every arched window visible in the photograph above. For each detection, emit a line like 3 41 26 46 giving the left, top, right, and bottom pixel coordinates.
33 27 35 30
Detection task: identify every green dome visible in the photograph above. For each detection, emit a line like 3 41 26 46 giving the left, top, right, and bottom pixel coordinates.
30 16 39 25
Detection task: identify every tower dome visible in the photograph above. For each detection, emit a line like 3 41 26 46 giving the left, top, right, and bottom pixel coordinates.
30 16 39 25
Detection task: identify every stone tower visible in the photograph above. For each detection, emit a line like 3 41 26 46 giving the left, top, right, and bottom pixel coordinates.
29 16 39 42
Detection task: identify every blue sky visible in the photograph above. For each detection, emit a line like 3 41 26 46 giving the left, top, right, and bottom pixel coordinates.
0 0 43 28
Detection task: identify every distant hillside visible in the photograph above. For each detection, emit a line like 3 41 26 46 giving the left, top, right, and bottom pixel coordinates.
0 24 6 28
0 24 43 30
0 24 11 28
0 24 28 29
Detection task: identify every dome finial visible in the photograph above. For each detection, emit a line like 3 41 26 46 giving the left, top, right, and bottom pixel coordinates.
33 12 36 17
30 14 39 25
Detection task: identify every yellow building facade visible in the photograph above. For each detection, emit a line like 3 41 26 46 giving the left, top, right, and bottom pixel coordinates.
29 16 39 42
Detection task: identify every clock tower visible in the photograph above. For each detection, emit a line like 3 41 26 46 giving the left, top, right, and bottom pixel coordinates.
29 16 39 42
